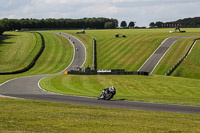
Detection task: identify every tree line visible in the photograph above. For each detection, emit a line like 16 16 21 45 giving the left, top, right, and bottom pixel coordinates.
149 16 200 28
0 17 118 35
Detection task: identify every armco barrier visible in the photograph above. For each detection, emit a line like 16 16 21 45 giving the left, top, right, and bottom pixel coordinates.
166 38 200 76
0 32 45 75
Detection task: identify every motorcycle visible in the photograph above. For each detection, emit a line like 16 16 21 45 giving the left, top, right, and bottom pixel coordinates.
98 86 116 100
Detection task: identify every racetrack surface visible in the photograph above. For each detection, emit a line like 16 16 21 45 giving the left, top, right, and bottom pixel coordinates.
138 36 198 74
0 33 200 114
56 32 86 73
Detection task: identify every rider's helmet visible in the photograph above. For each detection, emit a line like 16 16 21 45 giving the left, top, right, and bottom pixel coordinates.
109 86 115 92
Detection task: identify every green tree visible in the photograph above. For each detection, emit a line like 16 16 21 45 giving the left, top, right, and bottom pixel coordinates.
149 22 155 28
155 21 163 28
0 23 3 35
110 18 118 28
128 21 135 28
104 22 114 29
0 19 8 35
120 21 127 28
0 17 119 31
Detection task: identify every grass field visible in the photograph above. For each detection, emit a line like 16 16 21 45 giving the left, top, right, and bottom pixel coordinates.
0 32 74 84
171 40 200 79
0 98 200 133
0 32 38 73
40 74 200 106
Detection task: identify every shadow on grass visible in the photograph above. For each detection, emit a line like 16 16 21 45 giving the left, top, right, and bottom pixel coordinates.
0 34 17 47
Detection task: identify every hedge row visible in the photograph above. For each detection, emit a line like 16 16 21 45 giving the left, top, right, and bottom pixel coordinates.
0 32 45 75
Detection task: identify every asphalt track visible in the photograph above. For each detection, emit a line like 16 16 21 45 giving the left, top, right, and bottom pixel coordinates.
0 33 200 114
138 35 198 74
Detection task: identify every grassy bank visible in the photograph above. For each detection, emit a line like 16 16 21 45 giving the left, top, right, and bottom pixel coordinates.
40 74 200 106
171 40 200 79
0 32 74 84
0 98 200 133
0 32 38 73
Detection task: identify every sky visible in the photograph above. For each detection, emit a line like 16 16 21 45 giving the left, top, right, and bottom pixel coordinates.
0 0 200 27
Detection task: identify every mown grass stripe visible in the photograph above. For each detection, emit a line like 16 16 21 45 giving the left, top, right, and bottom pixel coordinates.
0 32 36 72
98 39 122 59
102 40 130 69
0 32 45 74
106 43 131 69
99 38 137 69
118 38 145 69
171 39 200 79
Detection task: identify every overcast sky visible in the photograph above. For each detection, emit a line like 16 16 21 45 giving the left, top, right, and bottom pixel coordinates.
0 0 200 27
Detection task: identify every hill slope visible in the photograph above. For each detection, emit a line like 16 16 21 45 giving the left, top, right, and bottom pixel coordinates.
0 32 38 73
0 32 73 83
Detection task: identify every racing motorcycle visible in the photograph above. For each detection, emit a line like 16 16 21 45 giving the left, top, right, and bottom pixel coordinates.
98 86 116 100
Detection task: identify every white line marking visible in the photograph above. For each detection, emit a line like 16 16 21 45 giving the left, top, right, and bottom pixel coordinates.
37 76 55 94
57 33 76 73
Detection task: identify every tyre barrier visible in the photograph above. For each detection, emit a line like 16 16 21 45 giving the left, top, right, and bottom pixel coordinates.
0 32 45 75
166 38 200 76
68 70 149 76
92 38 97 70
